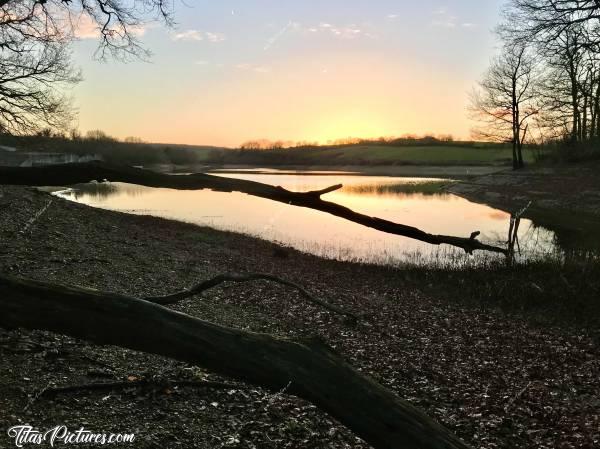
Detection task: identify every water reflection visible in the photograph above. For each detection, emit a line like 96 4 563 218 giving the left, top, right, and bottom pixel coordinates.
62 182 145 200
55 173 585 265
341 181 450 197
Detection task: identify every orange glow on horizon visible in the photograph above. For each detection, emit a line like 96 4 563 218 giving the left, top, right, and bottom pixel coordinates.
74 50 474 147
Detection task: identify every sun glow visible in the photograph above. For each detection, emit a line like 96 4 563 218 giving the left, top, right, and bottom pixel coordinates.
310 116 393 144
71 3 496 147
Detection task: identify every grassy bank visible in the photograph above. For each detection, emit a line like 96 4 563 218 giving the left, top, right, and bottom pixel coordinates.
209 143 535 167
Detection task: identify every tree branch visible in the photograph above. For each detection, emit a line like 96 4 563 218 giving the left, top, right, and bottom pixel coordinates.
0 162 508 255
144 272 359 322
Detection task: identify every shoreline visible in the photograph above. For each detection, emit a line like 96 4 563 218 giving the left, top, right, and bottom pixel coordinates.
149 163 506 178
1 185 599 449
447 161 600 218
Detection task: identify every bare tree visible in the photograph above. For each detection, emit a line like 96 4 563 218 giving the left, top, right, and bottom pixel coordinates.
503 0 600 46
0 0 174 58
0 0 173 134
501 2 600 144
470 44 539 169
536 26 589 141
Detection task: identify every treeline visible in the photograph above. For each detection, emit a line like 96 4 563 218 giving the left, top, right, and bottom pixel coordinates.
239 135 467 151
471 0 600 168
0 129 510 168
0 129 223 166
209 140 507 167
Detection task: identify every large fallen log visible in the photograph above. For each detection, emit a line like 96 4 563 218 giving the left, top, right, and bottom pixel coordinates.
0 273 472 449
0 161 507 255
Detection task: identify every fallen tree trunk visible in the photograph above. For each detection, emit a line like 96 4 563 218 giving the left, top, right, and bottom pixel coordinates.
0 161 507 255
0 273 472 449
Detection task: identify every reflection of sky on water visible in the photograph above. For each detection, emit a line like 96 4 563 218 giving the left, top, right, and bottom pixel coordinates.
55 174 564 265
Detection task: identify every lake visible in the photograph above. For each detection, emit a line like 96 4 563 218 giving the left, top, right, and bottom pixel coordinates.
55 171 562 265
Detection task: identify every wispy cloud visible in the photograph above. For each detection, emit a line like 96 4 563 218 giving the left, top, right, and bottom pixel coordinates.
264 20 295 51
172 29 226 42
431 8 476 29
261 20 374 47
431 7 457 28
300 22 373 39
206 32 226 43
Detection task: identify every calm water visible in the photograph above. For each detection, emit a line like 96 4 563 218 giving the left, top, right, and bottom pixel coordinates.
55 172 561 265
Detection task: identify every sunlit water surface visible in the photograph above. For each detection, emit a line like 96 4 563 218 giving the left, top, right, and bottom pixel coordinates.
55 172 561 266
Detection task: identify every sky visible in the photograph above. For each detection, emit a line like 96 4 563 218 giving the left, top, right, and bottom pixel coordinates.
70 0 507 147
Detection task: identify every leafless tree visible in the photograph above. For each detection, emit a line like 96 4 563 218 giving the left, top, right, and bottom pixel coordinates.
502 0 600 47
0 0 173 134
501 2 600 143
470 44 540 169
0 0 174 58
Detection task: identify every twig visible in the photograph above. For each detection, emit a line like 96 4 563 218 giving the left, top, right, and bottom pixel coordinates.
503 381 541 413
306 184 343 197
507 201 532 262
144 272 359 322
263 380 292 412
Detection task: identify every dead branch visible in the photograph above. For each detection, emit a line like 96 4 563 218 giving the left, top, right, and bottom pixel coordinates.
507 201 532 260
306 183 343 197
0 162 507 255
144 272 358 322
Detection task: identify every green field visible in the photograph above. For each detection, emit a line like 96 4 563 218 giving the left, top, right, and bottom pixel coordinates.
212 143 542 167
305 144 523 165
1 133 542 167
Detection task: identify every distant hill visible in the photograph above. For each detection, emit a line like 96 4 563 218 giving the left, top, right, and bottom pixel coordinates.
0 134 228 166
206 142 534 167
1 134 536 168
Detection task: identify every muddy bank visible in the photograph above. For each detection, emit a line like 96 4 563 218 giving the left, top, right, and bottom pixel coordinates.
0 185 599 449
448 162 600 218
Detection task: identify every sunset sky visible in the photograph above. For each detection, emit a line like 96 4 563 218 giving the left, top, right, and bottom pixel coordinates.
71 0 506 147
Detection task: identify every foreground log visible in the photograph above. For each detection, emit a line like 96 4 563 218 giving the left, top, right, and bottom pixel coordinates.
0 161 507 255
0 274 472 449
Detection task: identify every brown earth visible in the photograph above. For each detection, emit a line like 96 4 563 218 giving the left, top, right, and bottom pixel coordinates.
0 185 598 449
448 162 600 219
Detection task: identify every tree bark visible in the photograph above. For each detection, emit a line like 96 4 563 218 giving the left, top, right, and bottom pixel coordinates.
0 162 507 255
0 273 472 449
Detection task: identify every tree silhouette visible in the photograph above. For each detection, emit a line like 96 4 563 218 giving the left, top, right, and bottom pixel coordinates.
470 44 539 169
0 0 173 134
